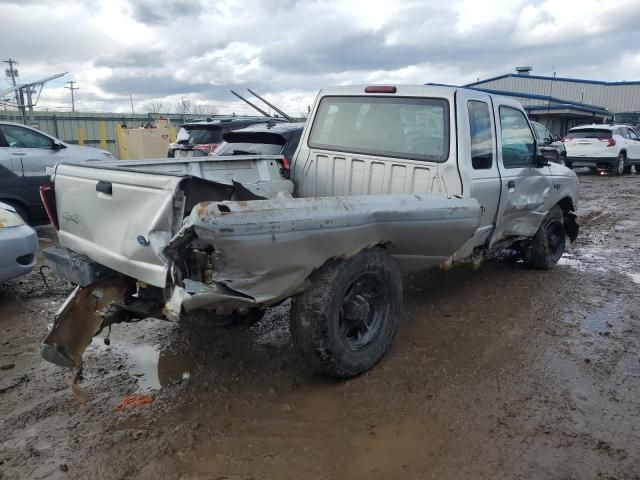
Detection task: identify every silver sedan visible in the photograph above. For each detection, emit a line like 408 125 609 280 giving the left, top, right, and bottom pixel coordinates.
0 202 38 282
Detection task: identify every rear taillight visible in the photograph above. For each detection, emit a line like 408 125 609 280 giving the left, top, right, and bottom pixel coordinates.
280 157 291 179
39 182 59 230
602 137 616 146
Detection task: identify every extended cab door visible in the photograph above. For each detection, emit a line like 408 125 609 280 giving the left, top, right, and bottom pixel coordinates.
455 89 501 248
491 100 553 244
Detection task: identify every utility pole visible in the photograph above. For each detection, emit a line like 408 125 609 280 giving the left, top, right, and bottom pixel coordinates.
65 80 78 112
3 59 20 118
129 93 135 116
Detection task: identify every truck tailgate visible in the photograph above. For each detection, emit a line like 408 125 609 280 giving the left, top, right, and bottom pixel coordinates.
54 164 185 287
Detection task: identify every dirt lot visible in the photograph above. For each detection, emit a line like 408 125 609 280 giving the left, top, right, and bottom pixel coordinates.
1 170 640 480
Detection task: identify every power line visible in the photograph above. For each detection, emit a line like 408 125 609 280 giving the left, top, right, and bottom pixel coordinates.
65 80 79 112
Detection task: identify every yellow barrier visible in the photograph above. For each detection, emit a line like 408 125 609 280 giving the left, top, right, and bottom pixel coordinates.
115 124 129 160
98 122 107 150
77 127 84 146
168 126 176 143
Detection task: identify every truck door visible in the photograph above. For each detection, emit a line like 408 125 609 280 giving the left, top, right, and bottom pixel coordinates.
455 89 501 247
491 100 553 244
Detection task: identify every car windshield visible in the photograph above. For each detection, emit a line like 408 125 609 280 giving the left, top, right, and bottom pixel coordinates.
215 142 283 155
177 126 222 145
568 128 612 139
308 96 449 162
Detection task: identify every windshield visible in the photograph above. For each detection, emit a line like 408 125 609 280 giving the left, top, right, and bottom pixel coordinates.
308 96 449 162
215 142 283 156
177 126 222 145
567 128 612 139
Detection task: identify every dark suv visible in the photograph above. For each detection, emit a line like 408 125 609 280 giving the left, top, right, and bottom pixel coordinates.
531 121 567 165
214 121 305 164
168 117 287 158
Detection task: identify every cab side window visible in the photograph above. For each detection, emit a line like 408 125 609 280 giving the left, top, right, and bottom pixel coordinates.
0 125 53 149
629 129 640 141
468 101 493 170
499 107 535 168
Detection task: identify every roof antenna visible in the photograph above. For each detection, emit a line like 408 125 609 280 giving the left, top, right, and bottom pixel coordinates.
247 89 293 122
231 90 272 117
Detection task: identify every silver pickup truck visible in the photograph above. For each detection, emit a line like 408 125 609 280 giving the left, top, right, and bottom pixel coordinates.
41 85 579 378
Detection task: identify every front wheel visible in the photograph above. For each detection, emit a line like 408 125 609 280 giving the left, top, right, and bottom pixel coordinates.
290 248 403 378
523 206 566 270
611 153 626 176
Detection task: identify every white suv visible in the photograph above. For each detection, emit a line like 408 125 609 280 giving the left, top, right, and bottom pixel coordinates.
563 124 640 175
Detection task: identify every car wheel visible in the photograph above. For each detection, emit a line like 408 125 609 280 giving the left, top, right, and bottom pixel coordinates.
3 200 29 224
611 153 626 176
523 206 566 270
290 247 402 378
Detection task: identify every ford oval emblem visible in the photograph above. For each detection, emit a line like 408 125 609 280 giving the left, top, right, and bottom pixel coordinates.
137 235 150 246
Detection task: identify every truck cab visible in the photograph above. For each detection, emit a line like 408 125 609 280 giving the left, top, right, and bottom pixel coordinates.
41 85 579 378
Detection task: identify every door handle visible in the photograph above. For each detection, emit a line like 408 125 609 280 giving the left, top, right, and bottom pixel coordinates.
10 152 26 156
96 180 112 195
507 180 516 189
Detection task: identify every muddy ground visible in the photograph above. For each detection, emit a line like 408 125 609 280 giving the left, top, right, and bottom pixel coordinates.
1 170 640 480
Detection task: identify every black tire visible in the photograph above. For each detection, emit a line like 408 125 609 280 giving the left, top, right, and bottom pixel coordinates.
2 200 28 224
290 247 403 378
589 167 598 174
556 153 566 166
611 153 626 176
523 206 566 270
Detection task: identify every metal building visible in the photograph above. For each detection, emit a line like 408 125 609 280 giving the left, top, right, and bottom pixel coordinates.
463 67 640 135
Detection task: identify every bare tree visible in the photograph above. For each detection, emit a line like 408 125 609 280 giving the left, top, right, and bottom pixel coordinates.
191 103 217 116
173 98 193 115
144 100 165 114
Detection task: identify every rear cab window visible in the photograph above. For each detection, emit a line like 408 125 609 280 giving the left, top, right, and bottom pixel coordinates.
308 96 450 162
179 126 223 145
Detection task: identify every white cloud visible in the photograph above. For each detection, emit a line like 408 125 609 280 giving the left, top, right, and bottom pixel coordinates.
1 0 640 115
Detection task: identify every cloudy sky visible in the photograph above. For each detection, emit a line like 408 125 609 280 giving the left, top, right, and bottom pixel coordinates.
2 0 640 116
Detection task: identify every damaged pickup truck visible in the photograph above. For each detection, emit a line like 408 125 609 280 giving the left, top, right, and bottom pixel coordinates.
41 85 579 378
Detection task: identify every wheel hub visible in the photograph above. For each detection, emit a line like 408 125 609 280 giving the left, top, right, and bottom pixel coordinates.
339 274 388 351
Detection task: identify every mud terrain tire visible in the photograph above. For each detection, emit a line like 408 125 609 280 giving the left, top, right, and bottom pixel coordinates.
290 248 403 378
523 206 566 270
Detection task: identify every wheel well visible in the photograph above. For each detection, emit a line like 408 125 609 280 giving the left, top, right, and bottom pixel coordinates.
557 197 575 213
619 149 627 157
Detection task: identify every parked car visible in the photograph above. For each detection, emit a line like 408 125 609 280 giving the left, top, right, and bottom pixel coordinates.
41 85 579 378
562 124 640 175
214 122 305 171
612 111 640 131
168 117 287 158
0 201 38 282
531 122 567 165
0 121 114 223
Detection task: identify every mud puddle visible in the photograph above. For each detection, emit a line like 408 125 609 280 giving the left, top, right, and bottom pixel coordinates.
84 319 197 392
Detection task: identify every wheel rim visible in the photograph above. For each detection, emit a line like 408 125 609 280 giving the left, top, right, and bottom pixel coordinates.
339 273 389 351
617 155 625 175
546 220 565 262
558 155 565 166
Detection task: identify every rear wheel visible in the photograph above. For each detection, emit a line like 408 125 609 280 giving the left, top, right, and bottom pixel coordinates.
611 153 626 176
290 248 402 378
556 153 566 166
523 206 566 270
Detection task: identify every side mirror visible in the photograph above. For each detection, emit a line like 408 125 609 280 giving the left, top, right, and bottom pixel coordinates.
533 142 549 168
552 135 561 142
52 140 66 150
